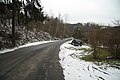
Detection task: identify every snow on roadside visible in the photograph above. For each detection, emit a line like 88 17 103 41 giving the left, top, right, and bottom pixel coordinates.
0 40 56 54
59 40 120 80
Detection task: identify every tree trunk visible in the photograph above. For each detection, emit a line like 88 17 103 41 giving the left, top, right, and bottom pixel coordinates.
12 0 16 47
93 46 97 59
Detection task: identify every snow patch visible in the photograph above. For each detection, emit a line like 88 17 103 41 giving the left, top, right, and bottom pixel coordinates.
0 40 56 54
59 40 120 80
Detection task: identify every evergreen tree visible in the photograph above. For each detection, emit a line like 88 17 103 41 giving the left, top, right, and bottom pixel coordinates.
73 27 83 39
0 0 46 47
24 0 46 24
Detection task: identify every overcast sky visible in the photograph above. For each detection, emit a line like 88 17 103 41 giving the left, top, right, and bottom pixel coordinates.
41 0 120 25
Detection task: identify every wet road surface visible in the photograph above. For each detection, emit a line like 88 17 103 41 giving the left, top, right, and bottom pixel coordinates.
0 39 70 80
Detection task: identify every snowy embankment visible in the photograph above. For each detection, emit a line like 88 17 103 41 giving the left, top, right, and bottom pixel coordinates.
59 41 120 80
0 40 56 54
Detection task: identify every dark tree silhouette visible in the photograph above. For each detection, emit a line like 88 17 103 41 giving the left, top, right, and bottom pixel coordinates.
73 27 83 39
12 0 16 47
0 0 46 47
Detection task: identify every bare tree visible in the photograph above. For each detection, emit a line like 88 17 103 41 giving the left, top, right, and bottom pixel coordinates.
112 18 120 27
86 29 100 59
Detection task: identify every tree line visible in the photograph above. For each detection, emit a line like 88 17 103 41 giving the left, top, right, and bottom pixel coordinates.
72 20 120 59
86 26 120 59
0 0 68 49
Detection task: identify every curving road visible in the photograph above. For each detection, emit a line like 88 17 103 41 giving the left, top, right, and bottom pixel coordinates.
0 39 70 80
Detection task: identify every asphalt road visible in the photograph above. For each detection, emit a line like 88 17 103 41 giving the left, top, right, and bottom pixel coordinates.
0 39 70 80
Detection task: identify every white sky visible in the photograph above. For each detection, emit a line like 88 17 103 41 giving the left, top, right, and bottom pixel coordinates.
41 0 120 25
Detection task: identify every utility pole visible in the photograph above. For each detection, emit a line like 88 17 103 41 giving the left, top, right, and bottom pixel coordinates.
12 0 16 47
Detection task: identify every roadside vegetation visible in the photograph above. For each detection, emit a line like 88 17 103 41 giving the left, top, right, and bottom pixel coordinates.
81 48 111 61
0 0 67 50
86 26 120 59
72 19 120 61
80 46 120 69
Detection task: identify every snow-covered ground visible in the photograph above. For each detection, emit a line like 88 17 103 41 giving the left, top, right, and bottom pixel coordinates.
59 41 120 80
0 40 56 54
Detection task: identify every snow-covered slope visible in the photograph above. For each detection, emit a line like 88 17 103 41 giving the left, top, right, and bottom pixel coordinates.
0 24 52 50
59 41 120 80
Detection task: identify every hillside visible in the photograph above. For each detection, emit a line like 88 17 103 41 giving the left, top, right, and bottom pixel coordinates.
0 24 52 50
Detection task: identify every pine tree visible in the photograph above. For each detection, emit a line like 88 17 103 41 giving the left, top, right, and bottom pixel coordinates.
73 27 83 39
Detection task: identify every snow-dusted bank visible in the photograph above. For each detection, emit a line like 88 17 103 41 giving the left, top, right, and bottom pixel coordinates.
0 40 56 54
59 41 120 80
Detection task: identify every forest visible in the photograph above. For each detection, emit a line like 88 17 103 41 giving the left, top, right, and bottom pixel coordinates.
0 0 70 48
